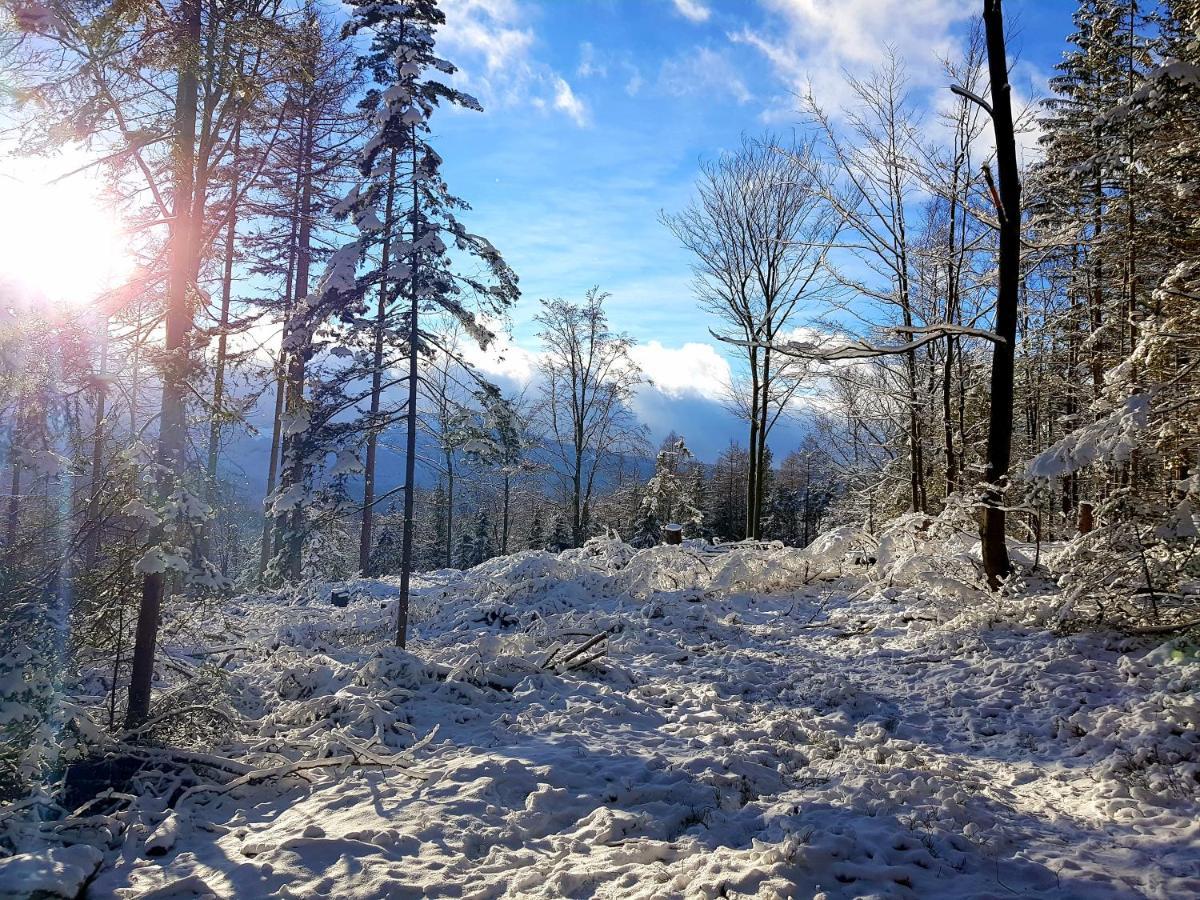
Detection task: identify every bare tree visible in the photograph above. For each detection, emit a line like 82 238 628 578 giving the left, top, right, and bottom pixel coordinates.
662 134 836 538
799 56 932 514
535 289 646 547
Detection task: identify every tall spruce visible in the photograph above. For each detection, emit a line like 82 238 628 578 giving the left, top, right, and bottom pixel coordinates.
326 0 518 644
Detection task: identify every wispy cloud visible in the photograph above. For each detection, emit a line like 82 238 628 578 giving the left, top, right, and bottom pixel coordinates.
437 0 589 126
671 0 712 24
577 41 606 78
658 46 752 104
552 76 589 126
733 0 975 115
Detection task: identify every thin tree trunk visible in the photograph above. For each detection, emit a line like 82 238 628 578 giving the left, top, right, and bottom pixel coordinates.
754 347 771 540
359 151 399 573
5 411 22 556
280 103 315 582
745 346 759 539
84 319 110 566
501 471 511 554
396 130 420 648
445 452 455 568
206 120 242 493
257 161 302 581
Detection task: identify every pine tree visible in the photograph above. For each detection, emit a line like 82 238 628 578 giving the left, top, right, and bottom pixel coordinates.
526 505 545 551
640 435 702 543
321 0 518 644
473 511 494 564
454 523 476 569
547 514 571 553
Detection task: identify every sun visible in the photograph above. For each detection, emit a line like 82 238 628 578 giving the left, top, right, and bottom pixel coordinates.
0 155 134 310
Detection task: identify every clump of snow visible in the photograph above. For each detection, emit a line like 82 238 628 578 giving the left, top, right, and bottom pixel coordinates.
0 845 102 898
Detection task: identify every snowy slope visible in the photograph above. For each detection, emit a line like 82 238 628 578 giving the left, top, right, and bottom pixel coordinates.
21 539 1200 898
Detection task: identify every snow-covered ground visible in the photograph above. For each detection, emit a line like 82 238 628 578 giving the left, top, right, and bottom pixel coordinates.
7 535 1200 898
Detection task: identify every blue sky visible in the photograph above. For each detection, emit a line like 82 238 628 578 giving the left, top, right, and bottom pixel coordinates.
423 0 1076 460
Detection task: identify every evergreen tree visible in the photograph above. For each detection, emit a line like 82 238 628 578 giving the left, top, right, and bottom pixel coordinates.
547 514 571 552
640 435 702 543
526 505 545 551
473 511 494 564
453 522 475 569
320 0 519 644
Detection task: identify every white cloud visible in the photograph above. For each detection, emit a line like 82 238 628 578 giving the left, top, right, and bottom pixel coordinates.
577 41 606 78
460 329 541 386
438 0 534 73
734 0 975 114
671 0 712 24
631 340 733 400
437 0 589 126
658 46 752 104
552 77 589 126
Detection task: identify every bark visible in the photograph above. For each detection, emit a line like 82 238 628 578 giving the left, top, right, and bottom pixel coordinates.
257 159 301 581
396 132 419 648
205 120 242 494
980 0 1022 589
5 411 21 557
84 320 110 566
745 348 759 539
501 471 511 554
279 100 315 582
127 0 202 727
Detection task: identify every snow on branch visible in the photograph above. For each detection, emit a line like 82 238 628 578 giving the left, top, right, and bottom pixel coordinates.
1026 394 1150 480
715 324 1004 362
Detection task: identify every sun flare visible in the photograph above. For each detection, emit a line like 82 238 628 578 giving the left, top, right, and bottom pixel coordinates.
0 159 133 310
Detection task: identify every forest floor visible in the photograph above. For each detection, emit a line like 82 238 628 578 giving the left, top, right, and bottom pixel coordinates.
8 535 1200 899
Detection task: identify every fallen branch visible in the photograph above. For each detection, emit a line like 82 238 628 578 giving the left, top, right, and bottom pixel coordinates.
564 649 607 672
552 632 608 670
1125 618 1200 636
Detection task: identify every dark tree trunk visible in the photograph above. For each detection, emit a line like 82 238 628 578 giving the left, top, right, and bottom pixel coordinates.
257 164 301 582
279 103 315 582
205 120 242 495
127 0 202 727
980 0 1022 589
84 321 110 566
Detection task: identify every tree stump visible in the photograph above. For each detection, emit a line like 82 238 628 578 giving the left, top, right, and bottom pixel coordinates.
1077 502 1094 535
662 524 683 545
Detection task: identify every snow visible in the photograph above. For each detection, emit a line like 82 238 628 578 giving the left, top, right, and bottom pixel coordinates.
10 539 1200 898
1026 393 1151 480
0 845 103 898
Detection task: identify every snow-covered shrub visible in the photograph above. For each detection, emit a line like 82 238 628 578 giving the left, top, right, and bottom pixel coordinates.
1046 481 1200 627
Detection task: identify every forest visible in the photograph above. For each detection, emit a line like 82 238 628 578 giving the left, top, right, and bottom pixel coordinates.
0 0 1198 897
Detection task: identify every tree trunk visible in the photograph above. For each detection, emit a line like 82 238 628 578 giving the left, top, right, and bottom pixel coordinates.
445 452 455 568
501 471 511 554
257 160 302 581
84 319 110 566
5 410 22 557
980 0 1022 590
127 0 202 728
279 104 315 582
396 132 420 648
205 120 242 495
745 346 759 539
359 151 399 574
754 345 771 540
